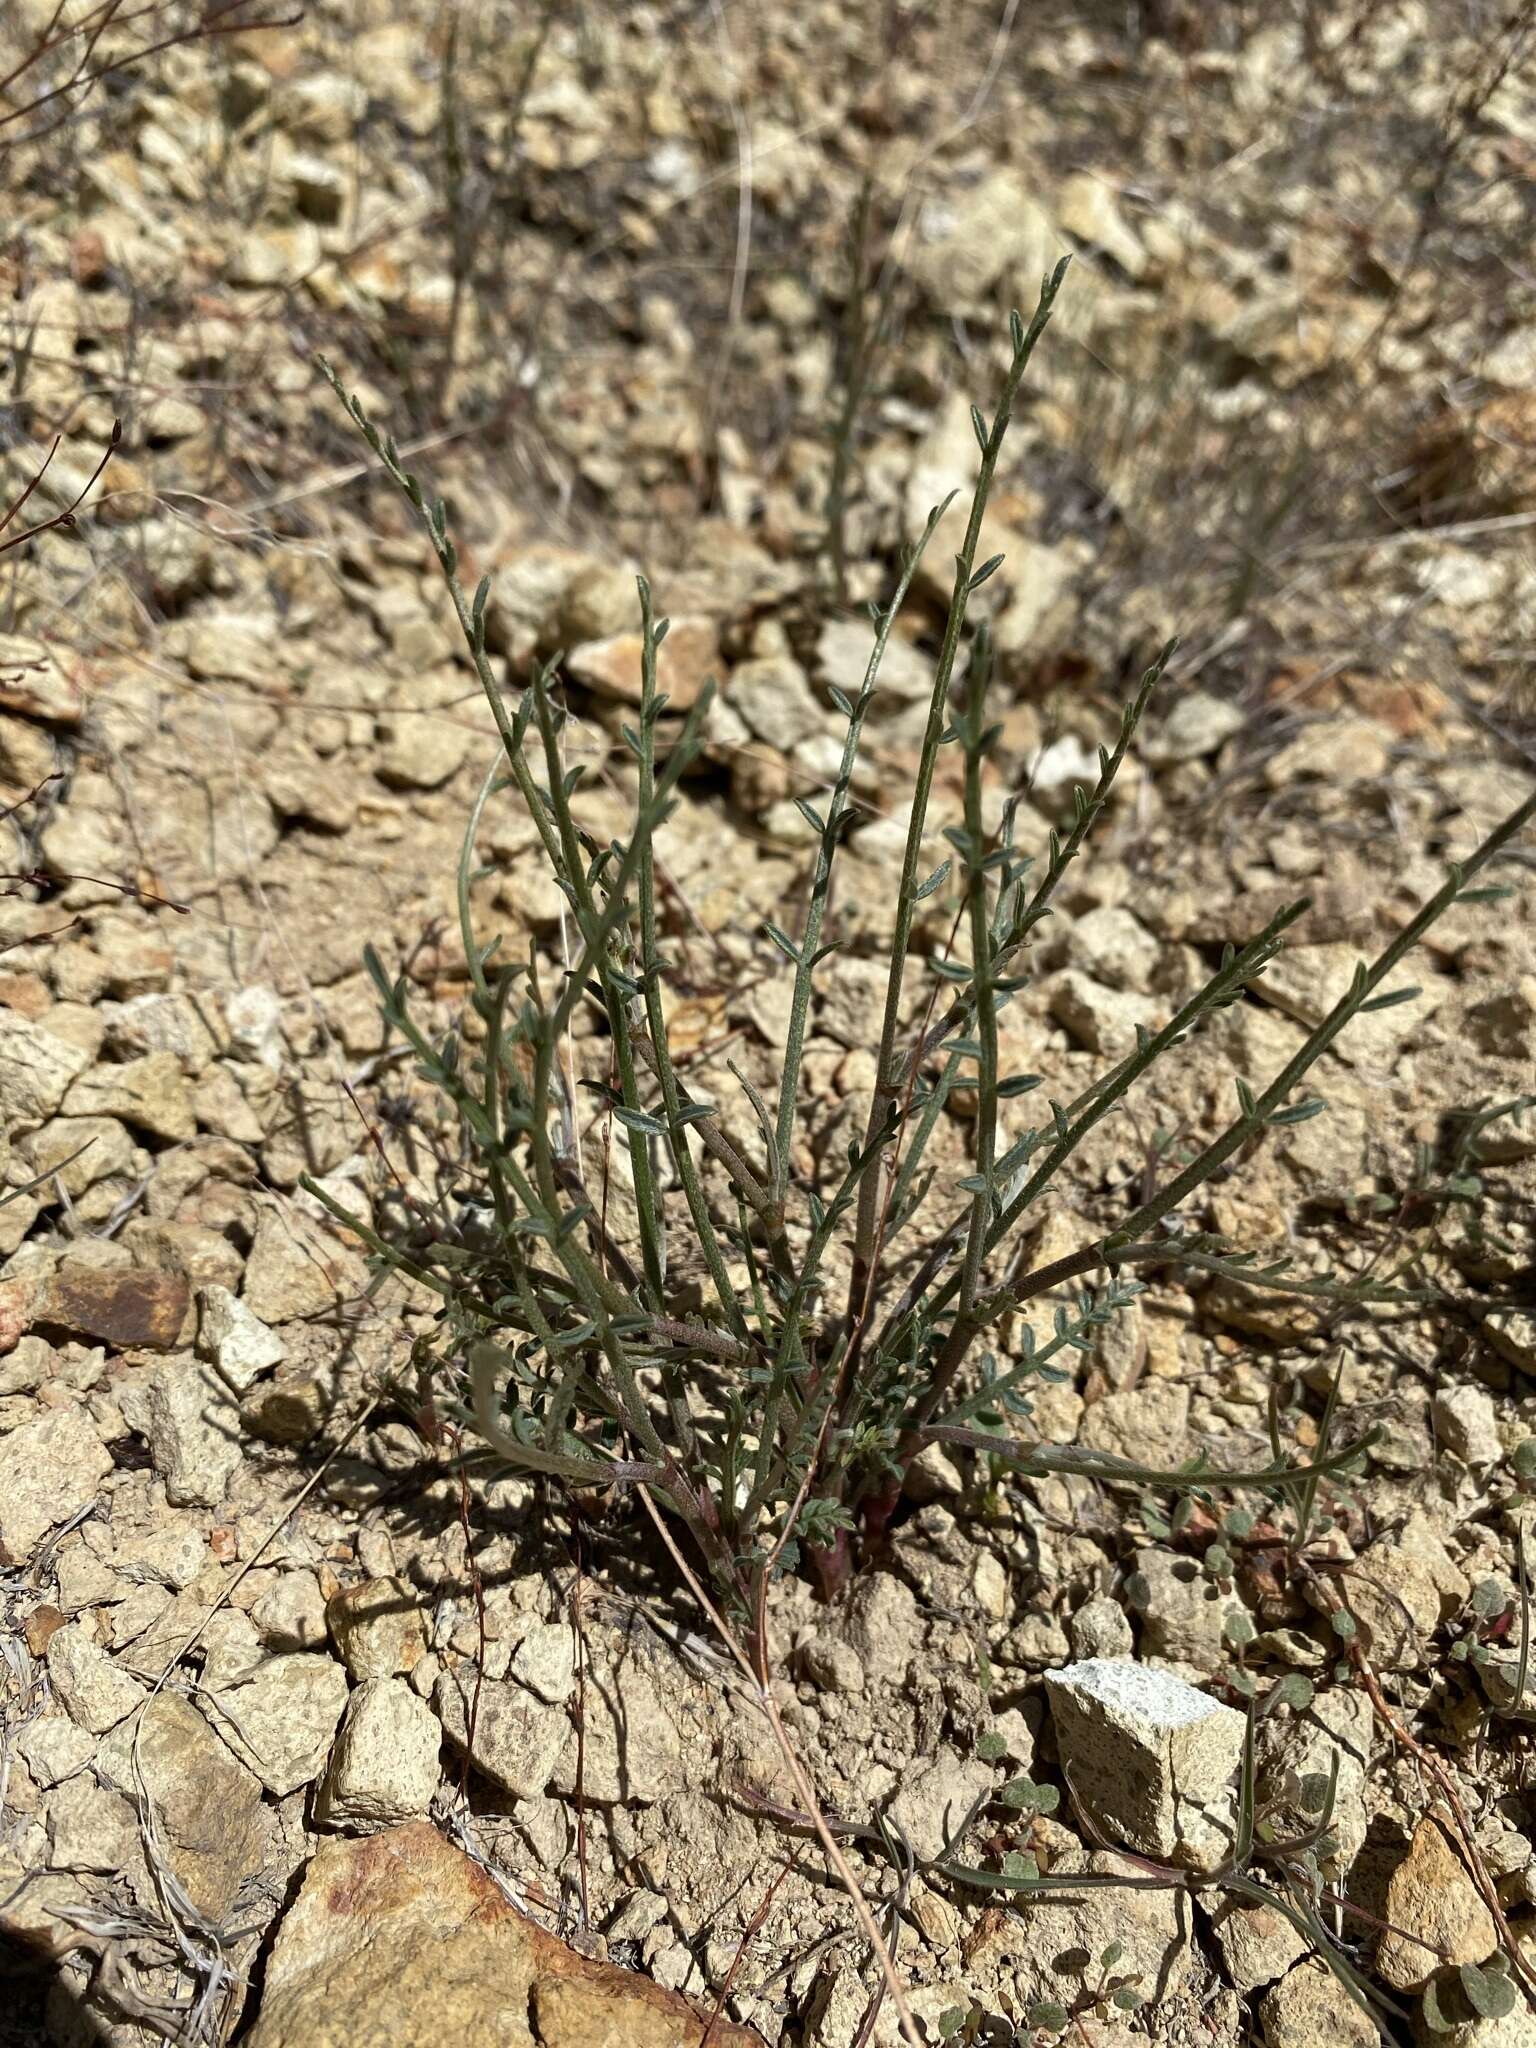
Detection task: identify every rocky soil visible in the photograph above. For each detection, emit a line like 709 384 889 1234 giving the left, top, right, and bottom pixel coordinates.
2 3 1535 2044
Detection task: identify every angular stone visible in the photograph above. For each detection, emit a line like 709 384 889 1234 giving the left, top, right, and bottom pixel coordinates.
1259 1960 1379 2048
1143 690 1245 765
0 1404 112 1562
435 1666 570 1800
547 1629 700 1806
1345 1509 1468 1671
1049 969 1163 1056
1377 1816 1497 1992
106 990 220 1070
1057 170 1145 276
1045 1658 1245 1869
38 1266 189 1351
1205 1897 1309 1996
906 168 1056 305
327 1577 427 1681
226 986 286 1069
96 1692 273 1919
0 635 84 724
1434 1384 1503 1468
241 1369 326 1443
253 1571 328 1651
1133 1546 1252 1676
241 1821 764 2048
567 617 718 710
45 1773 140 1875
203 1652 350 1796
1256 1688 1372 1874
20 1114 137 1196
1263 719 1390 789
845 1572 921 1689
317 1678 442 1829
726 653 826 750
45 1621 147 1734
799 1633 866 1695
1079 1381 1192 1470
196 1281 285 1391
376 716 473 791
884 1749 996 1865
511 1621 575 1705
0 1015 91 1128
13 1714 96 1789
816 617 934 707
1061 905 1160 993
118 1355 242 1508
965 1844 1192 2013
64 1050 196 1139
243 1205 364 1321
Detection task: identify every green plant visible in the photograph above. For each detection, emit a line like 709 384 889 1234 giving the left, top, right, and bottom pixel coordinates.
312 263 1536 1621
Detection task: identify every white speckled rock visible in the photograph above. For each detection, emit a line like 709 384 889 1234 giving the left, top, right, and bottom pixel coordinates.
1045 1657 1245 1870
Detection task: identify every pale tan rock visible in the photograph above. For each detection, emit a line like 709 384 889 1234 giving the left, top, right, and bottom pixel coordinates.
1257 1688 1372 1873
1263 718 1390 789
64 1049 196 1140
1045 1657 1244 1869
1133 1545 1252 1676
196 1281 286 1391
241 1369 327 1443
1205 1897 1310 1996
1346 1509 1469 1671
103 991 219 1073
242 1204 364 1321
547 1627 706 1807
1057 170 1146 276
1049 969 1164 1055
1079 1381 1192 1469
1259 1959 1378 2047
45 1621 147 1735
885 1749 996 1865
96 1692 274 1919
0 1015 91 1128
964 1844 1193 2011
327 1577 426 1680
511 1621 575 1705
0 1404 112 1562
906 168 1058 305
316 1677 441 1828
253 1571 328 1651
436 1665 570 1799
117 1355 242 1508
1377 1816 1497 1992
20 1114 138 1196
203 1652 349 1796
567 618 718 709
242 1821 765 2047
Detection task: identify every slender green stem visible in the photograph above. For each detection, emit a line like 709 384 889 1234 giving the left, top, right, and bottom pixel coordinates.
526 669 666 1307
848 258 1070 1324
956 630 999 1323
635 576 753 1341
774 495 952 1193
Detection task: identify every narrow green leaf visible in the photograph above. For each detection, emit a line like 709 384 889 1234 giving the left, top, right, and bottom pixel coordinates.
611 1106 668 1138
763 921 802 965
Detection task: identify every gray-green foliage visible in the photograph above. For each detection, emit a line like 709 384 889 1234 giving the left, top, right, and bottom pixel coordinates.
313 262 1536 1610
